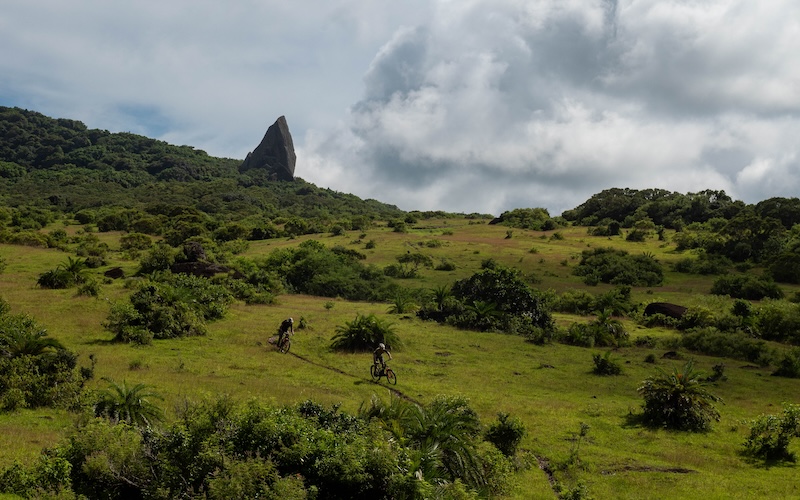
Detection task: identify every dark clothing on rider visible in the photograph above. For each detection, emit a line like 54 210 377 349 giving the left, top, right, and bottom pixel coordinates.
278 318 294 344
373 346 392 367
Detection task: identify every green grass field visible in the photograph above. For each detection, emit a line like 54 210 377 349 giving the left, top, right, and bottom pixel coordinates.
1 219 799 498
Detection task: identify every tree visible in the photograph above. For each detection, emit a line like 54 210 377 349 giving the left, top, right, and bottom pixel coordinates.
638 361 721 432
451 265 553 331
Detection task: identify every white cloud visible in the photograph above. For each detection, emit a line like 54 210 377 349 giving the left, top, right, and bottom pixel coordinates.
2 0 800 215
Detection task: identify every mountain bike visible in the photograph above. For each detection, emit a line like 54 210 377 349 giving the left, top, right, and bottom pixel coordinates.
277 334 291 353
371 362 397 385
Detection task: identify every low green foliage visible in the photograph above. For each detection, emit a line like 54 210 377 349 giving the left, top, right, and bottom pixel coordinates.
638 361 721 432
104 274 233 344
330 313 400 352
743 403 800 462
710 274 784 300
93 379 164 427
592 351 623 375
265 239 395 300
0 396 512 499
573 247 663 286
772 348 800 378
679 328 775 366
0 313 86 411
560 310 629 348
484 412 526 457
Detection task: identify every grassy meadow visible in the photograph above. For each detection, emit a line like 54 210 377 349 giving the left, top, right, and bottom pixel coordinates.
1 218 799 498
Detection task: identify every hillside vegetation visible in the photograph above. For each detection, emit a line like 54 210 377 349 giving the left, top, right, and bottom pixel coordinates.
0 107 799 499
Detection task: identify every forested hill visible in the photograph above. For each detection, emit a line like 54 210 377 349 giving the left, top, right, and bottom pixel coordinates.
4 104 800 259
0 106 405 225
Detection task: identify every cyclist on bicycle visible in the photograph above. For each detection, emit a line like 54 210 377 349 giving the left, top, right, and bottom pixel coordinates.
277 317 294 347
373 342 392 372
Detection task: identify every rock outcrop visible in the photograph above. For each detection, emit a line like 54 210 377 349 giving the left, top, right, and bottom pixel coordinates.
643 302 688 319
239 116 296 181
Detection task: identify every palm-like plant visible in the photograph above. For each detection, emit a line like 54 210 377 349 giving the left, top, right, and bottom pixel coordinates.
94 379 164 427
361 394 485 488
591 308 629 346
638 360 721 431
330 313 400 352
61 256 88 284
465 300 502 330
387 293 416 314
430 285 453 311
405 396 484 487
0 315 64 358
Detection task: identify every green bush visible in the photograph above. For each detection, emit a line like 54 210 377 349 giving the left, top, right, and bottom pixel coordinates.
573 247 663 286
638 361 721 432
592 351 623 375
680 328 774 366
484 413 526 457
449 265 554 333
754 301 800 344
265 240 394 301
15 395 503 499
0 314 86 411
710 274 784 300
330 313 401 352
743 404 800 462
560 312 628 348
772 348 800 378
104 275 232 343
37 268 75 289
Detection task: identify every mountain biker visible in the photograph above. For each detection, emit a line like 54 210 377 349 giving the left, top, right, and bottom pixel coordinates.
277 317 294 347
373 342 392 372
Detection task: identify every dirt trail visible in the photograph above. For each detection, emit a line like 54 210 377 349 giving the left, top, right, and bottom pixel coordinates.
286 351 422 406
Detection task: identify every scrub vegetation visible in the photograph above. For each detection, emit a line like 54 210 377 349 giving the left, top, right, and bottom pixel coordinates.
0 106 800 498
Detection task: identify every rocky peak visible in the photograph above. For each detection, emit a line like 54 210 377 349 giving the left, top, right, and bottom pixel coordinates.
239 115 296 181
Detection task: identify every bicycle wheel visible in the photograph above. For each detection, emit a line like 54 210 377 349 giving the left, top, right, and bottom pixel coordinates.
385 368 397 385
279 338 291 353
370 364 381 381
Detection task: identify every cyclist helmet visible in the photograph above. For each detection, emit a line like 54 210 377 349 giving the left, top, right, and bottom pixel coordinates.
288 317 293 323
378 343 385 349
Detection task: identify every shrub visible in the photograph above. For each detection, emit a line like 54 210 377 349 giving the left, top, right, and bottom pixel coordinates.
573 247 663 286
485 413 526 457
450 265 554 332
555 289 596 315
592 351 623 375
680 328 774 366
638 361 722 432
77 279 101 297
560 311 628 348
754 301 800 344
104 275 232 343
743 404 800 462
435 258 456 271
330 313 400 352
37 268 75 289
119 232 153 251
384 263 418 279
0 314 85 411
266 240 394 301
772 348 800 378
710 274 784 300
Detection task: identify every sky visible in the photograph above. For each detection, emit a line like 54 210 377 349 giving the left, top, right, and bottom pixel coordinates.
2 0 800 216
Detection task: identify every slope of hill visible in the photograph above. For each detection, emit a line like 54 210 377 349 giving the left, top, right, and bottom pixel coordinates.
0 107 799 498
